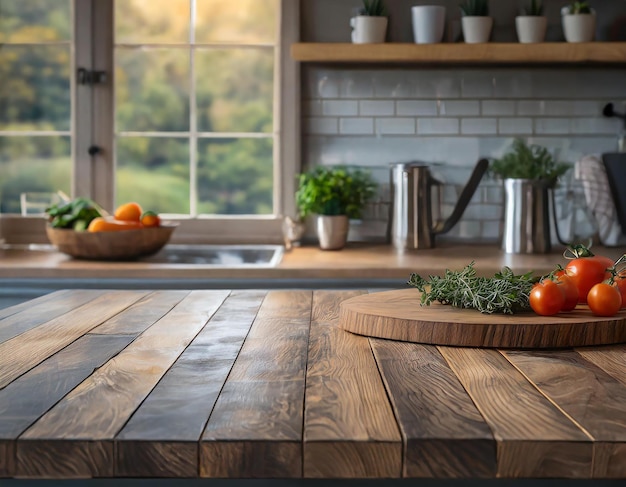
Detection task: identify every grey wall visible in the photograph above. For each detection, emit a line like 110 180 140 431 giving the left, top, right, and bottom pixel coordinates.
299 0 626 245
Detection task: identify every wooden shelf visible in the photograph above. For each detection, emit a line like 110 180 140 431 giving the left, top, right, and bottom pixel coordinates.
291 42 626 64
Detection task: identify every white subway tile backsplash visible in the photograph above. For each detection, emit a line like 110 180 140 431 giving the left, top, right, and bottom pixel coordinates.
570 118 620 135
517 100 546 116
322 100 358 116
396 100 438 116
461 118 498 135
302 65 624 244
534 118 571 135
360 100 395 116
461 72 495 98
439 100 480 116
340 75 374 99
545 100 600 116
482 100 516 116
375 118 415 135
373 72 414 98
417 118 459 135
340 118 374 135
498 118 533 135
305 117 338 135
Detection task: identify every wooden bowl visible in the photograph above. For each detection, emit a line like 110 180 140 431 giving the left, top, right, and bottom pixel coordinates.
46 223 178 260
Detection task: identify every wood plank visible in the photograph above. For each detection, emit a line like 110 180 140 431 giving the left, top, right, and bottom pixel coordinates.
370 340 496 478
439 347 593 478
339 289 626 349
0 290 147 389
17 290 229 478
0 290 78 320
503 349 626 479
291 42 626 64
0 440 14 478
0 335 134 439
577 346 626 388
304 290 402 479
90 290 190 335
0 290 103 343
116 291 265 478
200 290 312 478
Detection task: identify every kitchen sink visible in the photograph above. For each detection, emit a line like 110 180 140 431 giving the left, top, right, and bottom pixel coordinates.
139 244 284 267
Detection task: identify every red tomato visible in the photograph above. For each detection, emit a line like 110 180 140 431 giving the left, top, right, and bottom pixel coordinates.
554 271 579 312
565 255 613 304
530 280 565 316
614 270 626 310
587 282 622 317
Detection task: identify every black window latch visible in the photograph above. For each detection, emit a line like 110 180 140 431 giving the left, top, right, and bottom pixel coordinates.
77 68 107 85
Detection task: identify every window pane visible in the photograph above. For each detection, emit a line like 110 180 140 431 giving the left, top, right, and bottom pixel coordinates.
0 46 71 131
0 136 71 213
195 0 277 44
115 0 190 44
197 138 273 215
116 137 190 214
0 0 71 43
196 49 273 133
116 48 190 132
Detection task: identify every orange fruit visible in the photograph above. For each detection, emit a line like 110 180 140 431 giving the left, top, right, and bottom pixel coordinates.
140 210 161 228
87 217 143 232
114 202 142 222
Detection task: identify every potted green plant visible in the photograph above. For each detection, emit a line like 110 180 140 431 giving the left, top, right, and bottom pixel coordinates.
296 165 377 250
515 0 547 43
561 1 595 42
350 0 388 44
491 139 571 254
459 0 493 43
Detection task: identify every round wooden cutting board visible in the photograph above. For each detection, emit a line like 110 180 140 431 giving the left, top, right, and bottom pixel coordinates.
338 289 626 349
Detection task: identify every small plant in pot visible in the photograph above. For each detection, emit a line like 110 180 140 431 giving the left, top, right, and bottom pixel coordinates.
459 0 493 44
491 139 571 254
296 165 377 250
561 1 596 43
515 0 547 43
351 0 388 44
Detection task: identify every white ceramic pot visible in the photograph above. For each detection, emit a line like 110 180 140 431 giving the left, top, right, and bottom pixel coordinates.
350 15 388 44
461 16 493 44
317 215 349 250
515 16 547 43
411 5 446 44
562 13 596 43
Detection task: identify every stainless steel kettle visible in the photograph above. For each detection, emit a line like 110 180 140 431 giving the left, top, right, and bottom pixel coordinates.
389 158 489 250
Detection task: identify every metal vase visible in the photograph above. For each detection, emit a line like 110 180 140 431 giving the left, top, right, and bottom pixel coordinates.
502 178 551 254
317 215 349 250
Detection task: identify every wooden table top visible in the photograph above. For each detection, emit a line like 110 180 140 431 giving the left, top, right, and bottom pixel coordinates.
1 289 626 480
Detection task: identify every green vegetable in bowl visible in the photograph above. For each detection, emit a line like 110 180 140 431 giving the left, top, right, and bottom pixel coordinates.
46 197 105 230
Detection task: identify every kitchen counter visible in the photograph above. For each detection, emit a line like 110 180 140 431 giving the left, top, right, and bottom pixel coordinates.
1 243 625 282
1 289 625 479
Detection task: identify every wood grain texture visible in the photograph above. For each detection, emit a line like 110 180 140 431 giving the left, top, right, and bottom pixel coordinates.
0 289 76 321
339 289 626 348
0 290 102 343
0 335 134 439
291 42 626 64
370 340 496 478
0 290 147 389
90 290 190 335
200 291 312 478
116 290 265 477
503 349 626 478
304 290 402 478
577 346 626 388
0 441 14 477
439 347 592 478
16 440 113 479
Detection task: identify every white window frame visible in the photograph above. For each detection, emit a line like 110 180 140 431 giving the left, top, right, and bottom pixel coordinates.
1 0 300 246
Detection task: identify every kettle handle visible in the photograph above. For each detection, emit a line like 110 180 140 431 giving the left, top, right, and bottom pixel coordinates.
433 158 489 235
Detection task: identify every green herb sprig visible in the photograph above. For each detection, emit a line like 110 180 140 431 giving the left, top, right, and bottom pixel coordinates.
408 261 537 314
46 197 104 231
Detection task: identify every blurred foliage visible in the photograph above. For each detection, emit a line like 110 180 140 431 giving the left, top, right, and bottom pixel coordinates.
0 0 276 216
